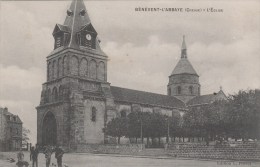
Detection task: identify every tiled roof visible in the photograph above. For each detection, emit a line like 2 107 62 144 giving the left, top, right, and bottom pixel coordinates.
187 90 227 106
110 86 185 109
171 58 198 76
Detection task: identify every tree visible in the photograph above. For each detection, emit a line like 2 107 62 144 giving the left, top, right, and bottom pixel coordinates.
204 100 227 140
126 111 141 142
126 111 168 146
182 89 260 142
183 100 227 142
149 112 167 146
22 127 30 145
103 117 128 144
169 111 181 141
225 90 260 140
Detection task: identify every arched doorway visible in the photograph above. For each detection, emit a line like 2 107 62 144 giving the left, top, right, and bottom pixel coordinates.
42 112 57 146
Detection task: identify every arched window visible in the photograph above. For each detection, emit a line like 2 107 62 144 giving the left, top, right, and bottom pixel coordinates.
90 60 97 79
189 86 193 94
46 89 51 103
48 62 52 81
91 107 96 122
79 58 88 77
168 87 171 96
120 110 126 118
58 86 63 101
63 56 69 75
97 61 105 81
53 60 57 79
177 86 181 95
52 87 58 102
70 56 79 76
58 57 63 78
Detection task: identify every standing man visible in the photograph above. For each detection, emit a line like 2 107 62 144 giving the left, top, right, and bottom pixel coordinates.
44 146 53 167
17 148 24 162
55 146 64 167
30 146 39 167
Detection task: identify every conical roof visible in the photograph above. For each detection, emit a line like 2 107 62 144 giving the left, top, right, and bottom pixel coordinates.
171 36 198 76
171 58 198 76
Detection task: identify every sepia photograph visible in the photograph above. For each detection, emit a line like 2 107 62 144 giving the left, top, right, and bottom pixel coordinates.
0 0 260 166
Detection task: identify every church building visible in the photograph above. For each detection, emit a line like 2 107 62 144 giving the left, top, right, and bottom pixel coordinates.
37 0 226 149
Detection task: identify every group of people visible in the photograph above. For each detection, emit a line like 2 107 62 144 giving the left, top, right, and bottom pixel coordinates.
43 145 64 167
16 145 65 167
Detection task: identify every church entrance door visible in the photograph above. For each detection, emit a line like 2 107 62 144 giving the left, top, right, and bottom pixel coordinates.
42 112 57 146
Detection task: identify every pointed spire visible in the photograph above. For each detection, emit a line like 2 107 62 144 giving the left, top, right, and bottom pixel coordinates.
171 35 198 76
181 35 187 49
63 0 92 48
181 35 187 58
50 0 107 56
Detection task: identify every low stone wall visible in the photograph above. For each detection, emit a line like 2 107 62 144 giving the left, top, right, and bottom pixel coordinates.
168 141 260 161
76 144 145 155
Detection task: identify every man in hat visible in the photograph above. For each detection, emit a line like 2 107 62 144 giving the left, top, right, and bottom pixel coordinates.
30 145 39 167
55 145 64 167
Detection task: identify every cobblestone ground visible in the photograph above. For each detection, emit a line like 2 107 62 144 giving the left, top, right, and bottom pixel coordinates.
0 152 259 167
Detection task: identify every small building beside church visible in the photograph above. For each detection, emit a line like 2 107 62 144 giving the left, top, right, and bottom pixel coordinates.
0 107 23 151
36 0 227 149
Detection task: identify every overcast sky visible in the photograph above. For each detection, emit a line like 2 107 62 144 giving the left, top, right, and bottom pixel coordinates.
0 0 259 144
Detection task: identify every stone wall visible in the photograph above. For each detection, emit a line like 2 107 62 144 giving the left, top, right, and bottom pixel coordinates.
168 74 200 103
168 142 260 160
76 144 144 154
114 103 178 118
47 52 107 82
82 99 106 144
37 102 71 147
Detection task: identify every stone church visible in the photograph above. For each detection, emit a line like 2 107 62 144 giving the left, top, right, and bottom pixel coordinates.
37 0 226 148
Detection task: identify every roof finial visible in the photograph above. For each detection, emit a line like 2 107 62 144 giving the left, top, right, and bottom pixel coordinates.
181 35 187 58
220 86 222 91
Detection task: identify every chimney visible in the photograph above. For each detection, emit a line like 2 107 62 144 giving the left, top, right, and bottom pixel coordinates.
3 107 8 113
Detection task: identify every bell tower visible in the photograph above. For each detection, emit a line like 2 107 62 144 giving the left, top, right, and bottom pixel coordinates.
37 0 115 149
167 36 200 103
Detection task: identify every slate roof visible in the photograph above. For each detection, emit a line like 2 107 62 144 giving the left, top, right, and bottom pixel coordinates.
0 107 22 124
110 86 185 109
56 24 71 33
50 0 106 56
64 0 89 48
171 36 198 76
171 58 198 76
187 90 227 106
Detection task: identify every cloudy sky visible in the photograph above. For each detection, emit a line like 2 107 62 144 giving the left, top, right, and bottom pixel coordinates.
0 0 259 144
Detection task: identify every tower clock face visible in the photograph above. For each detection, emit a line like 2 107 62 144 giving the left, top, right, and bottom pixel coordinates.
86 34 92 40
